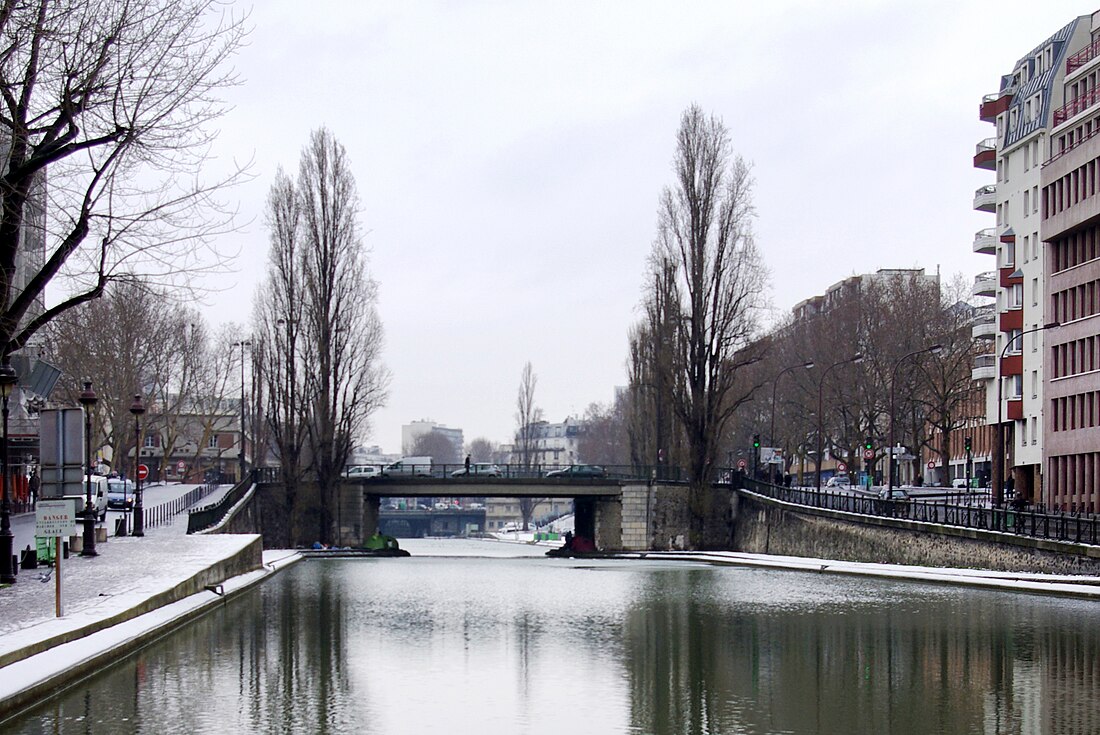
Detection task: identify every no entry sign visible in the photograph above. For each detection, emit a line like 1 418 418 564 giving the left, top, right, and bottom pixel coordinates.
137 464 149 481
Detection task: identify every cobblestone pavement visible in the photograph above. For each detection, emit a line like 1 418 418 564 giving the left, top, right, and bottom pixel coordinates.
0 484 244 656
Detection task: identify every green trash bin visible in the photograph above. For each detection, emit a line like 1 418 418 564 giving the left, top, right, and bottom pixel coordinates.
35 536 54 565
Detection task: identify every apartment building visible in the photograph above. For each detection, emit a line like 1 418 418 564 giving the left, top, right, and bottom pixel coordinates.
974 15 1091 506
1042 10 1100 512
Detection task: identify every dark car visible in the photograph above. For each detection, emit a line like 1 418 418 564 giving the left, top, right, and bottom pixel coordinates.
545 464 607 479
107 478 135 510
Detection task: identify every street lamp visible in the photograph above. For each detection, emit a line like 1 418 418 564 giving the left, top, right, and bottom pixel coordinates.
993 322 1058 507
816 354 863 491
78 381 98 557
233 340 252 483
887 344 943 493
130 394 146 537
0 360 18 582
770 361 815 448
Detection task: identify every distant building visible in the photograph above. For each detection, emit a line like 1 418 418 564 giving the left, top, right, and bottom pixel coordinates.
402 420 464 459
509 416 583 468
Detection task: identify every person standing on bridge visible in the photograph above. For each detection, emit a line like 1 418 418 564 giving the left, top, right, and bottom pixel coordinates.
464 454 471 475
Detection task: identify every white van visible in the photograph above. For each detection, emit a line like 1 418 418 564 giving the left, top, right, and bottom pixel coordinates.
62 475 108 522
380 456 433 477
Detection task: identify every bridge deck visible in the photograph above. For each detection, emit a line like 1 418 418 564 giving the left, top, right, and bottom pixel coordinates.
355 478 624 498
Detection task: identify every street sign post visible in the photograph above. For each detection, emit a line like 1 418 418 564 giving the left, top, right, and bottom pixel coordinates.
862 448 874 461
736 458 747 471
176 460 186 476
36 500 73 617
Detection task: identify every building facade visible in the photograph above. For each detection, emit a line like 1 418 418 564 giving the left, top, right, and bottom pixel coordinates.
974 14 1092 506
401 420 464 460
1042 10 1100 512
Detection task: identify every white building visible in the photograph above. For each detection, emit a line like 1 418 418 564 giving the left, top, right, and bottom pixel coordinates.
973 14 1092 503
508 416 583 468
401 419 463 459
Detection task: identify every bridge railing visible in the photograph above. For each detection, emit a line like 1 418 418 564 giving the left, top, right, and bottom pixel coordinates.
186 477 254 534
738 476 1100 546
141 482 220 531
337 463 678 481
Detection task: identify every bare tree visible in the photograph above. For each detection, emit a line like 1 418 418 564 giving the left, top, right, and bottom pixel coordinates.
0 1 247 357
466 437 497 463
646 104 768 545
253 128 389 545
408 430 459 465
514 361 544 530
577 399 630 466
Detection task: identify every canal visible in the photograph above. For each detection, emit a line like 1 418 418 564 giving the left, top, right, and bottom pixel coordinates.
8 539 1100 734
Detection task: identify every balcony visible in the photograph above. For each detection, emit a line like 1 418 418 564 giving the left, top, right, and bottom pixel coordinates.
971 271 997 298
973 184 996 213
971 304 996 340
980 86 1015 122
972 354 996 381
973 228 997 254
973 138 996 170
1053 87 1100 127
1006 399 1024 421
1067 36 1100 74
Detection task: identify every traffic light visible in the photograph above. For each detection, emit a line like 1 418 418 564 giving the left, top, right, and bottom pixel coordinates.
864 437 873 451
964 436 972 453
752 434 760 448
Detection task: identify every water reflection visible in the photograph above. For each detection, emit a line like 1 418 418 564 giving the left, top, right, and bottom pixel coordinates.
9 544 1100 734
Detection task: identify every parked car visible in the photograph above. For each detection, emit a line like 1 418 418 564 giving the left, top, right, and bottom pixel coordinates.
879 487 909 500
826 474 850 488
343 465 380 480
450 463 502 478
546 464 607 479
106 478 136 510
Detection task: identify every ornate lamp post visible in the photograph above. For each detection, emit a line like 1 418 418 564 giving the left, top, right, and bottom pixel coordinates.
815 354 862 491
78 381 98 557
993 322 1058 507
130 394 146 537
233 340 251 483
887 344 943 493
0 360 18 582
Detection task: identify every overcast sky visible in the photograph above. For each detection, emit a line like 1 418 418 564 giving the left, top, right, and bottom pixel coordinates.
199 0 1091 454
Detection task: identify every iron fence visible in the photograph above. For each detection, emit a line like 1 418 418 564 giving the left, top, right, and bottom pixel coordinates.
141 482 220 531
740 477 1100 546
186 478 253 534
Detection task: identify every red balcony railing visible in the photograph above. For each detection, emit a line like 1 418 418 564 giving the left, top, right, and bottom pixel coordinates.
1067 36 1100 74
1053 86 1100 126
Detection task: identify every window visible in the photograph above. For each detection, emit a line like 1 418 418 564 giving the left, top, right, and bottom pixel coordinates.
1024 189 1030 216
1032 277 1039 306
1033 186 1039 214
208 435 219 449
1009 283 1024 308
1008 375 1023 400
1006 328 1023 353
1032 370 1039 398
143 434 155 449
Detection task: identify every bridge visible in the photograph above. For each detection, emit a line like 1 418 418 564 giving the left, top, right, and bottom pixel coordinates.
193 467 1100 574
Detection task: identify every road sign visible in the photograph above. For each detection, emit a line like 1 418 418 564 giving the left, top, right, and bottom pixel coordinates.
176 460 186 474
927 460 935 469
36 499 75 538
837 462 847 472
863 449 874 460
137 464 149 481
736 458 747 470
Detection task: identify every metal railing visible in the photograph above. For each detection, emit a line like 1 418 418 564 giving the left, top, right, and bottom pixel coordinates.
141 482 220 531
186 478 253 534
738 477 1100 546
1067 36 1100 74
1053 87 1100 126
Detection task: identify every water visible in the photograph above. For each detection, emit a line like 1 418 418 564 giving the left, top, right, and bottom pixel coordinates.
8 539 1100 734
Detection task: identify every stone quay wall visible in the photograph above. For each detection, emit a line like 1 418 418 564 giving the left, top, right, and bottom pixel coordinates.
731 489 1100 575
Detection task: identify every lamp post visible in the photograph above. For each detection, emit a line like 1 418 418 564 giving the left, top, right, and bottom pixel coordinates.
130 394 146 537
233 340 251 483
770 361 815 448
887 344 943 493
816 354 863 491
78 381 98 557
993 322 1058 507
0 361 18 582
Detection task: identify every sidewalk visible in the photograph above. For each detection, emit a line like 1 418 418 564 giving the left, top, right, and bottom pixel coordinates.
0 489 298 722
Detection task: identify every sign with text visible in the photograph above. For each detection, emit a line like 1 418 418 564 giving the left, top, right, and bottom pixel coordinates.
759 447 784 465
36 499 75 537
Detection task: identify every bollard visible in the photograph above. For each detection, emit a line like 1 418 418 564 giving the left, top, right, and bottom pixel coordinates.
20 546 36 570
10 553 16 576
115 517 127 537
96 526 107 543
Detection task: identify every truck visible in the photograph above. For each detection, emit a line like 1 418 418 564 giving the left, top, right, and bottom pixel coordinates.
379 456 433 477
61 474 109 523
